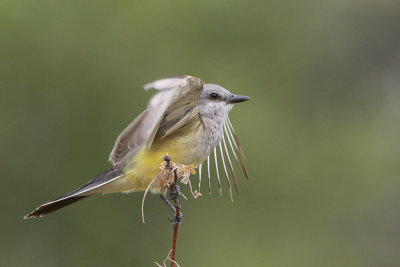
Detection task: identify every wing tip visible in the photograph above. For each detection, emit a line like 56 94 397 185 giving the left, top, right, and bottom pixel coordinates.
143 75 191 91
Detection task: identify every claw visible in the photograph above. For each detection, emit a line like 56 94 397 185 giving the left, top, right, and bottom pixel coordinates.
161 193 183 224
169 185 180 200
168 212 183 224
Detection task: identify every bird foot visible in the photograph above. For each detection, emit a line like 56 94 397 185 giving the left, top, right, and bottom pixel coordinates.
169 185 180 200
168 211 183 224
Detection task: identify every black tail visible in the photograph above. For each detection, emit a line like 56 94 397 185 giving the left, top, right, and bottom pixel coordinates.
24 195 91 219
24 164 125 219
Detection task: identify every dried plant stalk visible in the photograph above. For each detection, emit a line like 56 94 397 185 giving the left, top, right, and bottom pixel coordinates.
147 154 201 267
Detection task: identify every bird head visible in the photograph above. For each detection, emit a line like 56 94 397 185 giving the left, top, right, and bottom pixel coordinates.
198 83 250 120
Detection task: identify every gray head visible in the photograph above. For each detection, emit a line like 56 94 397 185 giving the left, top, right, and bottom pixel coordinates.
197 83 250 120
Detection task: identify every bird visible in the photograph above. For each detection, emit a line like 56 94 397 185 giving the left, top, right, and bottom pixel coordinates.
24 75 250 219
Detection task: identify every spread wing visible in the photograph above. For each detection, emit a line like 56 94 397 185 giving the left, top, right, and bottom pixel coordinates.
109 75 203 165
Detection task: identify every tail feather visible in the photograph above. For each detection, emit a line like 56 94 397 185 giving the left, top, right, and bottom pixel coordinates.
24 195 91 219
24 164 125 219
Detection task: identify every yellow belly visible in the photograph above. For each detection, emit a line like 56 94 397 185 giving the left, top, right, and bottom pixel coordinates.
99 129 205 194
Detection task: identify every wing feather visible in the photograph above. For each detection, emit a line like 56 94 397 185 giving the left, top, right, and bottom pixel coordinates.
224 122 247 184
219 142 233 202
109 75 203 164
226 118 249 180
214 148 222 195
198 163 202 193
222 133 240 194
207 155 211 194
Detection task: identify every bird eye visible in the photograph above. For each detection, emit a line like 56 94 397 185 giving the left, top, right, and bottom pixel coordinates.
210 93 220 99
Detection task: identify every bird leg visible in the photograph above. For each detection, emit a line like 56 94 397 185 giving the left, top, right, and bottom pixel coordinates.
160 194 182 224
160 194 176 213
169 185 180 200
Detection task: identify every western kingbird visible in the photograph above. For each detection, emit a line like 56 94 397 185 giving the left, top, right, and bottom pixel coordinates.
25 75 250 219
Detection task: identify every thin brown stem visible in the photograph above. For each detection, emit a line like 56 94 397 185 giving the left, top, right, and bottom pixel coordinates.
161 154 182 267
170 168 181 267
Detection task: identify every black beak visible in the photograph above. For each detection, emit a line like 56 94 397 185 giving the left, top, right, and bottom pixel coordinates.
227 94 251 103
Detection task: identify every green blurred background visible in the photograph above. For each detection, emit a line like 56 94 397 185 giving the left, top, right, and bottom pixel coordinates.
1 0 400 266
